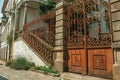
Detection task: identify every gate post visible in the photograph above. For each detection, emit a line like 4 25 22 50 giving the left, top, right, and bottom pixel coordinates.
54 0 68 72
111 0 120 80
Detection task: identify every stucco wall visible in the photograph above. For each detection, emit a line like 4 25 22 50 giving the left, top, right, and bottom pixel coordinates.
19 7 39 30
0 46 9 61
13 40 46 66
27 7 39 23
19 7 24 30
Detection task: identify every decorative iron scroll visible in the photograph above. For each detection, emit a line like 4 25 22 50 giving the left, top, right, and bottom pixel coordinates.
23 31 54 65
65 0 112 48
22 11 55 65
23 11 55 46
65 0 84 48
85 0 111 48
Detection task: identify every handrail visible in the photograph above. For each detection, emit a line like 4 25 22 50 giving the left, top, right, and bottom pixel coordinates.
22 10 56 65
30 32 54 50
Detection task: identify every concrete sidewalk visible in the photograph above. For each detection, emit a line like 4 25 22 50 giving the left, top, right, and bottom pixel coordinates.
0 60 111 80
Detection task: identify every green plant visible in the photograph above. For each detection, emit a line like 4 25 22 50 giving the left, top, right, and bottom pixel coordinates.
33 66 42 70
39 0 56 15
7 31 13 45
7 31 13 59
32 65 59 75
10 57 35 70
39 66 48 74
51 69 59 74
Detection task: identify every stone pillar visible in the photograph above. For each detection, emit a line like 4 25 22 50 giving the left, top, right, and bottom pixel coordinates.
14 8 20 32
111 0 120 80
54 0 67 72
23 2 28 26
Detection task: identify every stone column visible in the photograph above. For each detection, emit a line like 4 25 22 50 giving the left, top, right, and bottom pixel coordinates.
14 8 20 32
111 0 120 80
23 2 28 26
54 0 67 72
15 8 20 31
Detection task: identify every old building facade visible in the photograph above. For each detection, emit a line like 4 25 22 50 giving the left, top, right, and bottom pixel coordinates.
110 0 120 80
0 0 120 80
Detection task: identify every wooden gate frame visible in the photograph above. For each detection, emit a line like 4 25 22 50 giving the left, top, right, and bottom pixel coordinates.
65 0 113 78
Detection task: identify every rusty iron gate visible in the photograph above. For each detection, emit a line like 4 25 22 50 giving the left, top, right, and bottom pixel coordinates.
65 0 113 78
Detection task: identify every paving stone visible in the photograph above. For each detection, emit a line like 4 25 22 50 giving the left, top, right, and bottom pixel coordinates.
0 60 111 80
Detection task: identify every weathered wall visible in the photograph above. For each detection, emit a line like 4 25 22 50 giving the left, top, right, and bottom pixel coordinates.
19 7 24 30
0 16 12 61
111 0 120 80
19 1 39 30
0 46 9 61
54 0 67 72
13 40 46 66
111 0 120 63
26 2 39 23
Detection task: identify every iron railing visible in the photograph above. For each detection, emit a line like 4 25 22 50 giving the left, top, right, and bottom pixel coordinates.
65 0 112 48
23 31 54 65
22 11 55 65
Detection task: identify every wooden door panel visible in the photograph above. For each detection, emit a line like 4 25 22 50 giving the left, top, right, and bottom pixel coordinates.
68 49 86 73
88 48 113 77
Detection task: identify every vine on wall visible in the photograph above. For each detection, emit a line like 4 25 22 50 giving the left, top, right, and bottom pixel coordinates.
7 31 13 59
39 0 56 15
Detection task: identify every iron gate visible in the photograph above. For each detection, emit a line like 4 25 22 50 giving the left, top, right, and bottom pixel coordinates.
65 0 113 78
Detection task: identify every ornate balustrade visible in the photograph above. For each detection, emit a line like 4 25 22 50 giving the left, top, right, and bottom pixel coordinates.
23 11 55 46
23 31 54 65
23 11 55 32
22 11 56 65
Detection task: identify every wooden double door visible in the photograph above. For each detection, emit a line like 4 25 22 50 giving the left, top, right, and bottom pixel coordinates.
67 48 113 78
65 0 113 78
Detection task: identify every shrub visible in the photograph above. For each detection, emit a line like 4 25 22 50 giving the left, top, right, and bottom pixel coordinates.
51 69 59 74
33 66 41 70
33 65 59 75
39 66 48 74
10 57 35 70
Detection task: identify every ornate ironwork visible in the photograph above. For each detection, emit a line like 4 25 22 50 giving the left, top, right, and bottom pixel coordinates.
65 0 84 48
65 0 112 48
23 31 54 65
23 11 55 46
85 0 111 48
22 11 55 65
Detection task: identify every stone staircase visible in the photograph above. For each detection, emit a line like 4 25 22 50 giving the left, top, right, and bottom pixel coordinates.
21 11 56 66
